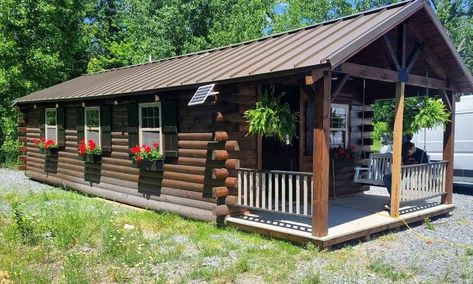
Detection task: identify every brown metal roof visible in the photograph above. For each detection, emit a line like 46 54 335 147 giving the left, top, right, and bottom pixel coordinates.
16 0 473 103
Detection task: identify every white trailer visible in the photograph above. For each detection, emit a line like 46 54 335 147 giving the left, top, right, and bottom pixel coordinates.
412 95 473 178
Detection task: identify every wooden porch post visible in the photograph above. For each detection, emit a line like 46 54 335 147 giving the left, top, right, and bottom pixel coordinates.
390 81 405 218
312 70 331 237
442 91 455 204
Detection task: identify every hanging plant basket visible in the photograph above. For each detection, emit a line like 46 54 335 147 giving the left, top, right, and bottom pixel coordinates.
40 147 58 157
243 91 298 144
133 159 164 171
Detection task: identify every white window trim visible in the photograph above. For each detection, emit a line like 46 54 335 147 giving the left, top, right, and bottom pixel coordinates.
45 108 57 141
84 106 101 147
330 103 349 148
139 102 163 154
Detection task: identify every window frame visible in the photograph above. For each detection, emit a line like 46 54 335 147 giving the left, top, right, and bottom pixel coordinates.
138 102 163 154
84 106 101 147
45 108 58 142
330 103 349 148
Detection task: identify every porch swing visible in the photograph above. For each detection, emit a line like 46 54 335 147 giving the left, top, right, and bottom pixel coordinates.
353 75 449 202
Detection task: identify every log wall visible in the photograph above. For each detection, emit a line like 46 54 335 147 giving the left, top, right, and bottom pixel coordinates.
21 87 244 223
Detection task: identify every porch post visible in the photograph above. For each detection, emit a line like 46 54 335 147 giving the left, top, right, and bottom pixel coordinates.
442 91 455 204
390 81 405 218
312 70 331 237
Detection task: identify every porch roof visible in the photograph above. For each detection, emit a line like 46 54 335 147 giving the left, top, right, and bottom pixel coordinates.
16 0 473 104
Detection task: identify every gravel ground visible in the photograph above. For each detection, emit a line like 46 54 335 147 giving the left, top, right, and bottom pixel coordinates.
1 169 472 283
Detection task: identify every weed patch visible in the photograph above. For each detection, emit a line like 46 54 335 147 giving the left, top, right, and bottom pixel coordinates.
367 257 414 281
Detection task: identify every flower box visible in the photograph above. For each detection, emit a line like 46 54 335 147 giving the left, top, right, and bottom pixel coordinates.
84 154 102 164
40 147 58 156
133 159 164 171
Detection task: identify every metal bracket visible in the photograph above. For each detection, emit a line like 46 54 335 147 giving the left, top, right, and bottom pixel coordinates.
398 67 409 83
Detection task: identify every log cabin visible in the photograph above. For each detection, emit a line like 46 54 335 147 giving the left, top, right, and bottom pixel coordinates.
14 0 473 247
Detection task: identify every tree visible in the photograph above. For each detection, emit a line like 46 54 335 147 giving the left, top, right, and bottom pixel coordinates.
0 0 92 164
433 0 473 71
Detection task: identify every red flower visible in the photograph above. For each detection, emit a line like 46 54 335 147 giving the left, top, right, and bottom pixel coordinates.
130 145 141 154
153 143 159 148
88 140 96 151
144 146 152 153
44 139 55 149
79 143 86 156
33 138 39 146
40 137 46 143
136 155 142 162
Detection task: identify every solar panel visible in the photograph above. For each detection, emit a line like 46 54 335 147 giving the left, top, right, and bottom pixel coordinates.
188 84 216 106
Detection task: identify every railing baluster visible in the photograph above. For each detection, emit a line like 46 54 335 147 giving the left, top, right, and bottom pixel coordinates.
249 171 254 207
275 173 279 212
238 170 242 205
268 172 273 210
296 175 301 214
261 172 266 209
289 175 293 213
281 174 287 212
255 171 260 208
303 176 308 215
243 170 248 206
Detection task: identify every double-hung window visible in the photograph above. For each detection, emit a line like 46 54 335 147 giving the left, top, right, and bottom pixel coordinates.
85 107 101 146
45 108 57 142
330 104 349 148
139 102 163 152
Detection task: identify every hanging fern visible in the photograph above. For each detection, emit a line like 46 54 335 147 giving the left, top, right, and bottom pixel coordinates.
410 98 450 133
244 92 298 143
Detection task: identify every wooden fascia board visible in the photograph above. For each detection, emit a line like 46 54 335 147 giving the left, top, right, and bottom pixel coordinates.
421 2 473 90
337 62 449 90
325 0 423 69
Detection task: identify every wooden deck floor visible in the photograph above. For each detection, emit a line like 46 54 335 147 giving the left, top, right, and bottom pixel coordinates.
225 188 455 247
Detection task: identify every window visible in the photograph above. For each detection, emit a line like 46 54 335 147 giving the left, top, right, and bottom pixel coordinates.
85 107 101 146
330 104 349 148
139 102 162 152
45 108 57 142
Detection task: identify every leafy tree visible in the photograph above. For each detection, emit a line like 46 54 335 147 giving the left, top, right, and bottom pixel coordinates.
433 0 473 71
0 0 92 164
271 0 355 32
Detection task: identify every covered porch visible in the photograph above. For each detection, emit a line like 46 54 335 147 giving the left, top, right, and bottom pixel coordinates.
224 1 473 246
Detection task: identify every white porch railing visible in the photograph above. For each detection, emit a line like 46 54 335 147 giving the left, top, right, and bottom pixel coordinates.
237 168 313 216
401 161 448 201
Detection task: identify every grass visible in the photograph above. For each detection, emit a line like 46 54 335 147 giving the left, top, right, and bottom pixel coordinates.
0 181 471 283
367 257 415 282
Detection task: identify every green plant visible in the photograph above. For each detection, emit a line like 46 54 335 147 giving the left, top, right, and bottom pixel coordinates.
372 97 450 136
244 92 298 143
79 139 102 156
367 258 414 281
373 121 389 142
10 201 39 245
33 138 58 150
130 143 163 162
424 218 435 231
411 98 450 132
465 248 473 256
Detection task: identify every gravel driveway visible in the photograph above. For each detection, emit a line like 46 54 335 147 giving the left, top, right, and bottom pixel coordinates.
1 168 472 283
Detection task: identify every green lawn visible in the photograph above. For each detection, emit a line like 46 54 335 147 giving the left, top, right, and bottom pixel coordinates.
0 181 468 283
